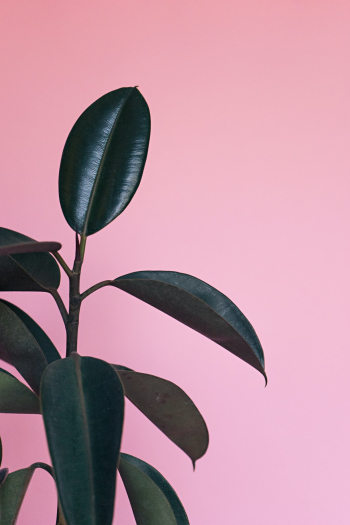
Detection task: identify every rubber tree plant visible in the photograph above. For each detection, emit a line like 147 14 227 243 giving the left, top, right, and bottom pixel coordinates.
0 87 266 525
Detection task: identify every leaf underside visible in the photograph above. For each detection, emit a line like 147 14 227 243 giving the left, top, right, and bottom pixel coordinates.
114 365 208 465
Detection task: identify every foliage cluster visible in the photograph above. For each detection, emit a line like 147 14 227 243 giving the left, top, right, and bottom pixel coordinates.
0 87 266 525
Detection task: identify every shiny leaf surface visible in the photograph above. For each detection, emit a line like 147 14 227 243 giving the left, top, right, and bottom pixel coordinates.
0 228 60 292
41 354 124 525
111 271 266 380
114 365 208 466
59 87 151 236
0 368 40 413
0 300 61 364
0 463 51 525
119 453 189 525
0 301 50 395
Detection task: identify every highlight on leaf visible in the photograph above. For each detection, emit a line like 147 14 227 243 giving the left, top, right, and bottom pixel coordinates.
59 87 151 237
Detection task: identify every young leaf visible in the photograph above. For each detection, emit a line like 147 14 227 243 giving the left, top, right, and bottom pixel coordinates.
41 353 124 525
59 87 151 237
0 301 50 395
110 271 266 381
0 228 60 292
0 368 40 413
0 463 52 525
114 365 208 466
0 300 61 364
119 453 189 525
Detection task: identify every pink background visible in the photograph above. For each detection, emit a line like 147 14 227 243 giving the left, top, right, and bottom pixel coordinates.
0 1 349 523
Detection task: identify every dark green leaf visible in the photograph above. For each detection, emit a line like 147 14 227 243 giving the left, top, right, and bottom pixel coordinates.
59 87 151 237
0 300 61 364
0 463 52 525
0 228 60 292
0 468 8 487
0 301 50 395
0 368 40 413
114 365 208 466
0 241 61 257
111 271 266 381
41 353 124 525
119 453 189 525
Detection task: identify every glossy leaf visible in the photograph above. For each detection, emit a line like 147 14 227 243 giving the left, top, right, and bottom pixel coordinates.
119 453 189 525
0 368 40 413
41 353 124 525
114 365 208 466
0 241 61 257
0 463 51 525
0 300 61 364
59 87 151 237
0 301 52 395
111 271 266 380
0 228 60 292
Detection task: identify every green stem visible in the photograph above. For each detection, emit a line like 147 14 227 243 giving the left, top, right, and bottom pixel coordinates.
52 252 74 278
81 280 112 301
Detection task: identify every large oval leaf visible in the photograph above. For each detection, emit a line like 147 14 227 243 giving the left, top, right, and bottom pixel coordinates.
114 365 208 467
0 368 40 413
0 300 61 364
110 272 266 380
41 354 124 525
0 301 51 394
0 463 52 525
119 453 189 525
0 228 60 292
59 87 151 236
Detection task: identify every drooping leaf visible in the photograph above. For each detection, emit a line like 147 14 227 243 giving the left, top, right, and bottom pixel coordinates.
0 463 52 525
114 365 208 466
0 241 61 257
110 271 266 380
0 301 52 395
0 300 61 364
0 228 60 292
59 87 151 237
119 453 189 525
41 353 124 525
0 368 40 413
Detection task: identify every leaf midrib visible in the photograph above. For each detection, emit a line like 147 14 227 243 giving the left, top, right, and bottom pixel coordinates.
82 87 136 237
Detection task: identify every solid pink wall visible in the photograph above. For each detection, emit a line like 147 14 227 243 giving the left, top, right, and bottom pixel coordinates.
0 1 349 523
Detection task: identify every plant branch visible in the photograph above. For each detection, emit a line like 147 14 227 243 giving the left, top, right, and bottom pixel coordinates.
52 252 74 278
50 289 68 324
81 280 112 301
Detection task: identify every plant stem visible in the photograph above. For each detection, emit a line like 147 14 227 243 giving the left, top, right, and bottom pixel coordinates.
81 280 112 301
50 289 68 324
52 252 74 278
66 236 84 357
